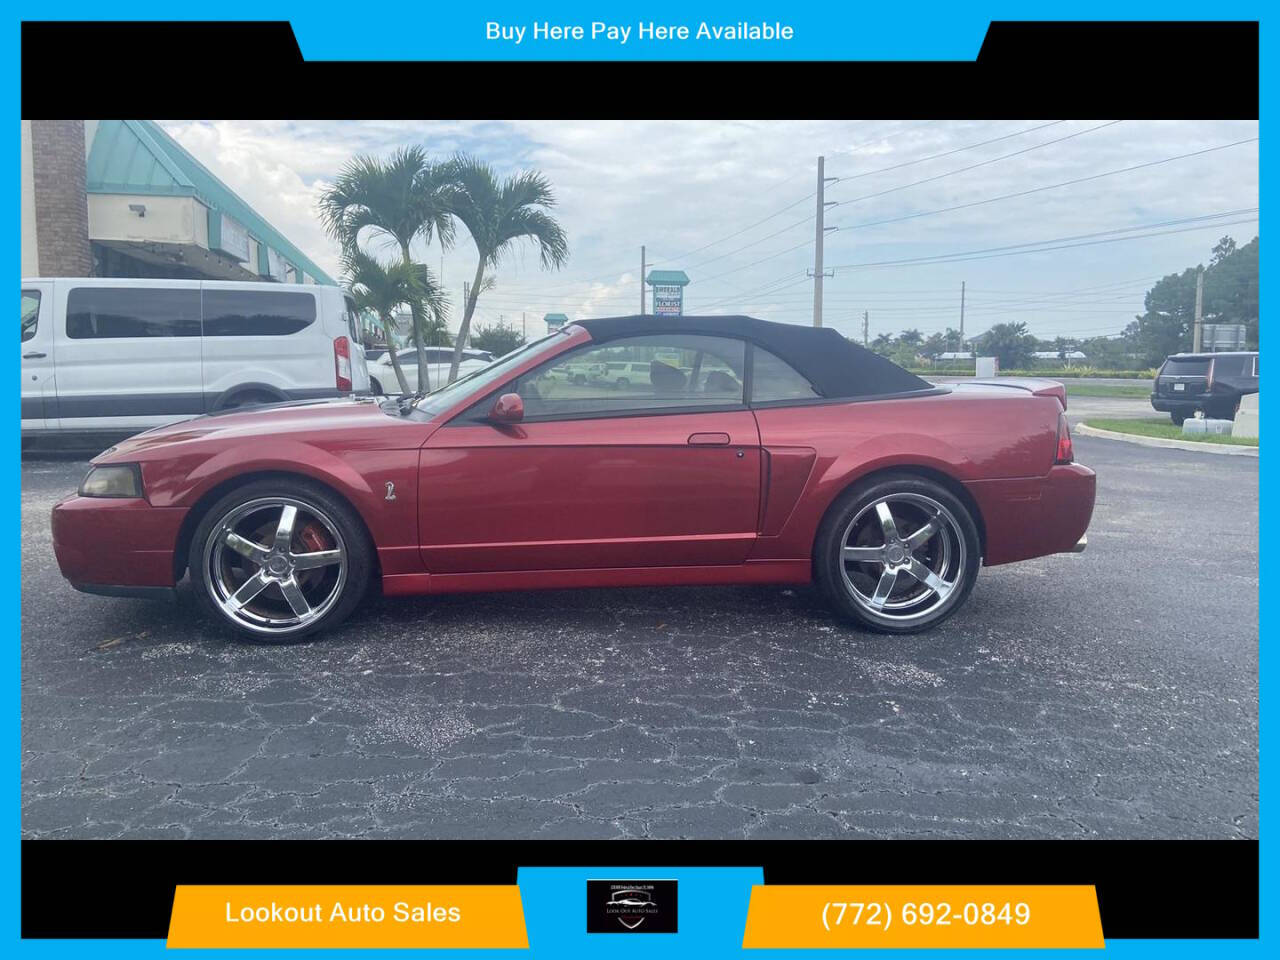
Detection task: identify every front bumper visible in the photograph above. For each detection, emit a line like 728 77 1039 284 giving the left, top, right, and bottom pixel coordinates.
51 495 186 590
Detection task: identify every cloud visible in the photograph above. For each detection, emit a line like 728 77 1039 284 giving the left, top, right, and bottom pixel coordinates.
157 119 1258 342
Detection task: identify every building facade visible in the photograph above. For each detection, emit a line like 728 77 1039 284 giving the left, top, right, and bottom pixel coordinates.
21 119 333 285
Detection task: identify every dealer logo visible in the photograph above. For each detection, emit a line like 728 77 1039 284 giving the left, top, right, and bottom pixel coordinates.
586 879 677 933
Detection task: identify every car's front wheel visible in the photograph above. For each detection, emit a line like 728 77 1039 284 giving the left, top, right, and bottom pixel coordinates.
815 475 980 634
189 479 372 642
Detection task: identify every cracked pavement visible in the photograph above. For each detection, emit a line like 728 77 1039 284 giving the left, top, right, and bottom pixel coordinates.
22 435 1257 839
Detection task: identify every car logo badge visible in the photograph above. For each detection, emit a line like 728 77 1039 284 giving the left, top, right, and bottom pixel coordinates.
384 481 396 501
587 880 677 933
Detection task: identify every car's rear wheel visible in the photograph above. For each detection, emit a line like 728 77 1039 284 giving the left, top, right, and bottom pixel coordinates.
1170 411 1188 426
189 479 371 642
815 475 980 634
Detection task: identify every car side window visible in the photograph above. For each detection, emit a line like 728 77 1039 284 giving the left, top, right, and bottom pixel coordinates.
21 290 40 342
751 346 821 402
510 334 745 419
202 290 317 336
66 287 201 339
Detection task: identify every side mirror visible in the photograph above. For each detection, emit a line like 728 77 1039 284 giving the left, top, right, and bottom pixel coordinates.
489 392 524 424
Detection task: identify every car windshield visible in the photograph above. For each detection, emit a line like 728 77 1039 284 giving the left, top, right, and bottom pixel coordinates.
413 330 571 418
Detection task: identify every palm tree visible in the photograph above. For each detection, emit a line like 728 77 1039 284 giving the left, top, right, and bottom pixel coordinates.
444 155 569 383
319 146 454 392
344 250 448 396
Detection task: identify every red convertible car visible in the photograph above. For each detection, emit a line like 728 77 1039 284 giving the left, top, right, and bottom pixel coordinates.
52 316 1094 641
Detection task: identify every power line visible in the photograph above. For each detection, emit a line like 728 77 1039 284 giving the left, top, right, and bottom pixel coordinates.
682 123 1124 279
828 120 1124 210
492 122 1116 299
825 209 1258 271
836 137 1260 233
829 120 1068 185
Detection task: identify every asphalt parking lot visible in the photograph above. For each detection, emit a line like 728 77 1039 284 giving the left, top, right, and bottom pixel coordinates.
22 429 1257 840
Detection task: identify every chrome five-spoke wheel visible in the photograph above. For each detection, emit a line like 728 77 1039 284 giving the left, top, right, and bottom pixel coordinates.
840 493 966 624
816 477 980 633
201 496 348 637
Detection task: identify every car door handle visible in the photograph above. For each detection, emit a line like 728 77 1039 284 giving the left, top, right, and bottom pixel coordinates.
22 351 46 359
687 432 731 446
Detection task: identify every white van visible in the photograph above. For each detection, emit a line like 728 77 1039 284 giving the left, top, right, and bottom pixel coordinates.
21 278 370 438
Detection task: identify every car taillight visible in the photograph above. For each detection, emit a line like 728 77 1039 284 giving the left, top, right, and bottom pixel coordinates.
334 336 352 392
1055 412 1074 464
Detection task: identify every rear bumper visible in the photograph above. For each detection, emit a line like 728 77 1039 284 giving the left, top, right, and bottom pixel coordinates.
51 495 186 589
1151 395 1207 413
965 462 1096 567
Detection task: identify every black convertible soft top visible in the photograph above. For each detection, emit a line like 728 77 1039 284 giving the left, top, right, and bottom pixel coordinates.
572 315 930 399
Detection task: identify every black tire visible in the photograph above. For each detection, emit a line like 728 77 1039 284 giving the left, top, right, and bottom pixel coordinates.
1170 411 1188 426
573 374 587 386
188 478 373 643
616 377 630 389
369 378 384 396
814 474 981 634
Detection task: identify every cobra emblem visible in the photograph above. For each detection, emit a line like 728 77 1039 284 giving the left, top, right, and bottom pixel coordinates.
384 481 396 501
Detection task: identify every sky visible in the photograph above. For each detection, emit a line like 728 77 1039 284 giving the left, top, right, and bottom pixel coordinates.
158 119 1259 346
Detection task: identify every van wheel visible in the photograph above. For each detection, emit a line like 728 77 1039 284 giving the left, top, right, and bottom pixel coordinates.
222 391 278 410
189 478 371 642
814 474 980 634
369 378 384 396
1170 411 1187 426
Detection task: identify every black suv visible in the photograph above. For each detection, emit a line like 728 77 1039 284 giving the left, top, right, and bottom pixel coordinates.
1150 351 1258 424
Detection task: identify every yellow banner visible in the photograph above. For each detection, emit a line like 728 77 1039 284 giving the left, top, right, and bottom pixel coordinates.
742 885 1103 949
167 885 528 949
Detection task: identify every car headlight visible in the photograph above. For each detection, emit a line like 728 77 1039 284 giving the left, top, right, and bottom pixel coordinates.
79 464 143 498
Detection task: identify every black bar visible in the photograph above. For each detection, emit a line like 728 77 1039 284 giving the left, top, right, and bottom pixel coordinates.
21 21 1258 119
22 839 1258 939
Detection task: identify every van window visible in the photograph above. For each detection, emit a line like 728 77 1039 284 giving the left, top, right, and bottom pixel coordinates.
203 289 317 337
21 290 40 342
344 295 362 342
67 287 201 339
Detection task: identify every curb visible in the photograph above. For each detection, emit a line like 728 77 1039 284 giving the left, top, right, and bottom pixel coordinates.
1075 423 1259 457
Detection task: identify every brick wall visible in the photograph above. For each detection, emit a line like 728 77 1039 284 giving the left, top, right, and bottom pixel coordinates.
30 119 92 276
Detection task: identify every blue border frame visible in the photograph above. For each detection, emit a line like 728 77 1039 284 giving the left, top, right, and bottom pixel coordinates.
8 3 1268 956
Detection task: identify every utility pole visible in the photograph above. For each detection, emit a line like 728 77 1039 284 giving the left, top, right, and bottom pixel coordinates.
863 310 869 347
640 245 646 316
959 281 966 351
810 156 837 327
1193 266 1204 352
522 311 527 341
